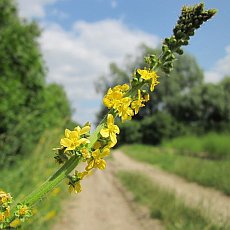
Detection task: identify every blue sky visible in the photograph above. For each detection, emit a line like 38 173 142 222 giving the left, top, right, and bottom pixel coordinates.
17 0 230 125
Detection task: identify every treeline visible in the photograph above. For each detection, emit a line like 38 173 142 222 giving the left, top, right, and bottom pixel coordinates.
0 0 72 166
96 46 230 145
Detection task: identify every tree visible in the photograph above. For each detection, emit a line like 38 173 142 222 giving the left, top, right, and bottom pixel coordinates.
0 0 72 166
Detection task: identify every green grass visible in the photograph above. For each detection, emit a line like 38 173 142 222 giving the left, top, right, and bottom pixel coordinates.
162 133 230 160
120 144 230 195
0 128 69 230
117 171 222 230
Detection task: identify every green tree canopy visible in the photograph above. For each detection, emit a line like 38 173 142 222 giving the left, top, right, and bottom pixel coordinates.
0 0 72 166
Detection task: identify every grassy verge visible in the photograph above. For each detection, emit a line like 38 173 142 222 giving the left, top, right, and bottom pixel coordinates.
162 133 230 160
120 144 230 195
0 128 69 230
117 171 222 230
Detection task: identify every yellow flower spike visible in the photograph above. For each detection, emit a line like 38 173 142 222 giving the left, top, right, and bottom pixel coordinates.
100 114 120 145
137 68 160 91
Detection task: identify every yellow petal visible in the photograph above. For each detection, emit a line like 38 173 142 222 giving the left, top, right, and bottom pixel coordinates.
98 159 106 170
65 129 71 138
100 128 109 138
78 138 90 145
101 148 110 158
107 114 114 125
86 160 94 171
113 125 120 134
80 126 91 135
74 126 81 133
74 182 82 193
69 131 79 139
92 149 100 158
110 133 117 145
60 138 72 147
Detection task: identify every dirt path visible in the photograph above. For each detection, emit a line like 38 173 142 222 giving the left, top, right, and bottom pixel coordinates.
53 151 230 229
112 150 230 226
53 159 163 230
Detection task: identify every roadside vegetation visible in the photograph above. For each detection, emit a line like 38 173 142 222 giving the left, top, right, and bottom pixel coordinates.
0 129 68 230
120 138 230 195
162 133 230 160
117 171 223 230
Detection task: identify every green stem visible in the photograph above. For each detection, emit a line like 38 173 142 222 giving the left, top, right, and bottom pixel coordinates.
9 155 81 222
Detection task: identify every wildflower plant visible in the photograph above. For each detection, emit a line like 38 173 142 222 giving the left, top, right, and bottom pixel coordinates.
0 3 216 229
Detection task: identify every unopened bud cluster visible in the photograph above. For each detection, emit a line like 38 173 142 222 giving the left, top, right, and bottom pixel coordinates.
145 3 217 74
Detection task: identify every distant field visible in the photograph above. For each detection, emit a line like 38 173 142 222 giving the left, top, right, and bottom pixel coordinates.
120 143 230 195
118 171 221 230
0 129 68 230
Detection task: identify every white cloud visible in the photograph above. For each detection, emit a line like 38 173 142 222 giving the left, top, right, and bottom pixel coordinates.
17 0 59 18
111 0 118 8
39 19 160 125
205 45 230 83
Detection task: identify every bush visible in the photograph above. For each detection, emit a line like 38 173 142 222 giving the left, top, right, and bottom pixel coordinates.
140 112 183 145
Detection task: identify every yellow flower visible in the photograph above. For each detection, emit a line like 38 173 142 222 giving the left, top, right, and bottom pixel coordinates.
14 204 32 221
81 148 91 159
117 102 134 122
68 171 88 193
60 124 90 151
103 84 130 109
0 190 12 207
137 68 159 91
131 90 145 114
86 148 110 171
68 181 82 193
100 114 120 145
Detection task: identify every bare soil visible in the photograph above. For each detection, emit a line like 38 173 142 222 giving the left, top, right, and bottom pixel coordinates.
53 150 230 229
